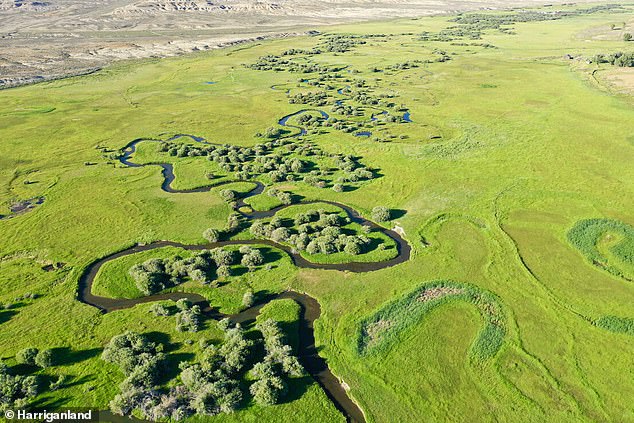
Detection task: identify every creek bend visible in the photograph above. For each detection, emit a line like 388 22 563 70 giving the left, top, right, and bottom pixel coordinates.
80 108 411 422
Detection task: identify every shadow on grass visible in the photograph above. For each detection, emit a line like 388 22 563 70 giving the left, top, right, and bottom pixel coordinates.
65 374 97 388
144 331 174 351
391 209 407 219
0 309 18 325
259 247 283 264
290 193 306 204
282 375 312 404
30 395 72 410
161 352 195 383
50 347 102 366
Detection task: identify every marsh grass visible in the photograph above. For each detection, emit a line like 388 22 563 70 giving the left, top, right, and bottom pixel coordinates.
357 280 505 360
567 218 634 280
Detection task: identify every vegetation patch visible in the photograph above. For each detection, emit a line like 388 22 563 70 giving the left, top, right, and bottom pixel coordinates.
358 281 505 361
93 246 275 299
419 5 625 42
567 218 633 281
250 204 398 263
590 52 634 67
594 315 634 336
103 317 303 420
151 136 377 193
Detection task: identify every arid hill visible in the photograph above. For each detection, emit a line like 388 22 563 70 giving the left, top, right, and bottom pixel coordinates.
0 0 601 88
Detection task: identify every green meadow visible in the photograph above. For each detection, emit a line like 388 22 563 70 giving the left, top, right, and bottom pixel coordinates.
1 2 633 422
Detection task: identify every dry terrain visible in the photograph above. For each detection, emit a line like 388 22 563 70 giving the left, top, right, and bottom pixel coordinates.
0 0 601 88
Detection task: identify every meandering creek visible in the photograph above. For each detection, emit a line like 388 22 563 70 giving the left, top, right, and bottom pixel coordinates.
79 108 411 422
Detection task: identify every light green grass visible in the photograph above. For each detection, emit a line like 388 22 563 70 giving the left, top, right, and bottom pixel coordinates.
256 299 301 351
243 193 284 211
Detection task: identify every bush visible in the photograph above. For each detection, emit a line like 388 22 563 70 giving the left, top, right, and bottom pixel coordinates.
102 332 167 418
242 290 255 308
0 363 39 409
219 189 237 202
176 298 192 311
16 348 38 366
211 249 235 266
372 206 392 222
149 303 171 317
35 349 54 368
271 227 291 243
101 331 165 375
250 375 286 406
203 228 221 243
129 259 171 296
217 265 232 278
624 33 632 42
344 240 362 255
241 250 264 269
176 306 202 333
49 375 67 391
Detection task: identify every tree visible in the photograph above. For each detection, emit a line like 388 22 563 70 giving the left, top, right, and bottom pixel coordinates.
332 183 344 192
0 363 39 410
344 240 362 255
242 290 255 308
219 189 237 202
176 306 201 333
35 349 54 368
203 228 221 243
149 303 171 317
217 265 232 278
16 348 38 366
250 376 286 406
624 33 633 42
241 250 264 269
271 227 291 243
371 206 391 222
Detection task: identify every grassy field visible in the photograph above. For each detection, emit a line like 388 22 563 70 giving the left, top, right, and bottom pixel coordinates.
1 2 634 422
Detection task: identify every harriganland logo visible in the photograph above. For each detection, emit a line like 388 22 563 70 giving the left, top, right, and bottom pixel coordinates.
5 409 94 422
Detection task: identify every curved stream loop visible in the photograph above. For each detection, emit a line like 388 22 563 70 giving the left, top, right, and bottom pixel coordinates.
81 108 412 422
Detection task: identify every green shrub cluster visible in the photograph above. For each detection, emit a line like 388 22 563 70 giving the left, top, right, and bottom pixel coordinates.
250 319 303 406
250 208 374 256
594 316 634 335
591 52 634 67
158 136 377 190
567 218 633 280
129 247 267 296
419 5 624 42
0 363 39 410
246 55 345 74
104 316 304 420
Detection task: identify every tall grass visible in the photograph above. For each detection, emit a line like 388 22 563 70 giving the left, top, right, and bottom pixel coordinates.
567 218 633 280
357 280 505 361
